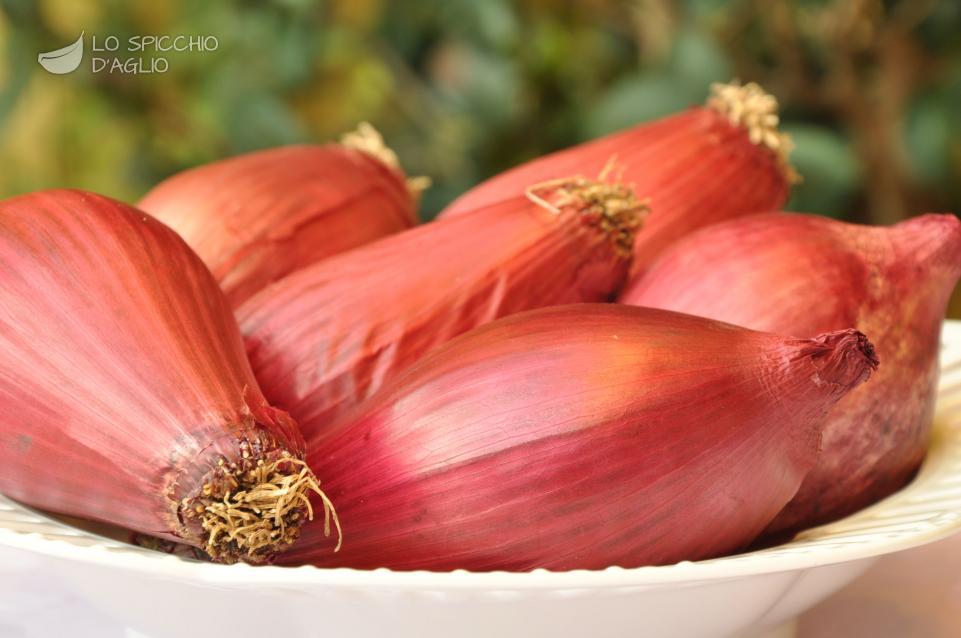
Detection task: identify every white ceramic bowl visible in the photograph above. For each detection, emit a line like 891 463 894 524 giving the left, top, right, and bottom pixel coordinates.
4 322 961 638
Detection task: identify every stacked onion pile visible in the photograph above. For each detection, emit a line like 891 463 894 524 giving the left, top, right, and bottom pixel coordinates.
0 84 957 570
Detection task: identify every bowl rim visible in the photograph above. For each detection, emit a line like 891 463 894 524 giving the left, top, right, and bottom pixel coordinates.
3 321 961 590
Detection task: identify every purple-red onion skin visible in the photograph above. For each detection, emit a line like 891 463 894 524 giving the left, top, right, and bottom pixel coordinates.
282 304 876 571
440 108 789 279
621 212 961 536
139 145 416 307
0 190 305 552
238 191 633 440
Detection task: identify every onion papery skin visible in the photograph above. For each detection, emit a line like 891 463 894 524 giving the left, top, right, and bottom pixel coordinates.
621 212 961 537
282 304 877 571
139 144 416 307
239 179 645 440
0 190 321 563
440 85 791 280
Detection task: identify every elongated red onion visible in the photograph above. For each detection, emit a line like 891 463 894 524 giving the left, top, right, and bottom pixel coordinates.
622 212 961 536
239 176 647 439
138 124 419 306
0 190 337 563
281 304 877 571
441 81 796 279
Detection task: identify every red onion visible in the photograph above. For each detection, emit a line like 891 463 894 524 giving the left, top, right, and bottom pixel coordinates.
239 176 647 439
282 304 877 571
139 124 419 306
0 190 337 562
622 212 961 536
440 81 796 280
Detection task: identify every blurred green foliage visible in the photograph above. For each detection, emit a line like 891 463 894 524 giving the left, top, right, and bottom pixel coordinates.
0 0 958 232
1 0 959 220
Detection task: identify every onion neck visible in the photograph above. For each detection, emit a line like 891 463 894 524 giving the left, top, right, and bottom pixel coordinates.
891 214 961 283
801 329 879 392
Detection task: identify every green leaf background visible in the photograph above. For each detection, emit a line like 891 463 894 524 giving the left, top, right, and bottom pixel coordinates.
0 0 959 310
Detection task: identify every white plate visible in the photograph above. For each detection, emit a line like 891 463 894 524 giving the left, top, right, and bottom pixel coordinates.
4 322 961 638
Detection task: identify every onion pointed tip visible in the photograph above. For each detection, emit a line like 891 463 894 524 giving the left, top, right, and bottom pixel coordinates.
894 213 961 276
805 329 879 391
707 80 800 185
